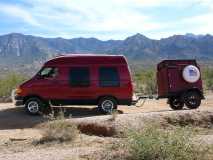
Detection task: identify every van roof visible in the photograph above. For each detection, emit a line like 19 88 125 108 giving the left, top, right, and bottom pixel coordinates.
45 54 128 66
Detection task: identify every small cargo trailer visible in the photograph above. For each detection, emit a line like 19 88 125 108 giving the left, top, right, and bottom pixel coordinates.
156 59 204 110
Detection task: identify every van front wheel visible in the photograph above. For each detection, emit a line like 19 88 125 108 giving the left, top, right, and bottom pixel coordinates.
25 98 43 115
98 97 117 114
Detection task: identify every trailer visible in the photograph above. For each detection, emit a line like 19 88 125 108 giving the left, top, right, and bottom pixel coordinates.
135 59 204 110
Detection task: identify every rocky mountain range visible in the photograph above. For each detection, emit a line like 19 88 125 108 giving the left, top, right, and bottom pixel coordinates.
0 33 213 70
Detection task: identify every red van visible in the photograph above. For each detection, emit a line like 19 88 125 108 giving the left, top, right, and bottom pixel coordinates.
14 54 133 115
157 60 204 110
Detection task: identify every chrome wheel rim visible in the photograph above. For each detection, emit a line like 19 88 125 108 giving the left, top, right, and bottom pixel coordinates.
27 101 39 114
101 100 114 113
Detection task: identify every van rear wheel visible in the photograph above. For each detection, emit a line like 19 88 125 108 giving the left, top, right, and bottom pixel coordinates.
25 98 44 115
98 97 117 114
169 97 184 110
184 91 201 109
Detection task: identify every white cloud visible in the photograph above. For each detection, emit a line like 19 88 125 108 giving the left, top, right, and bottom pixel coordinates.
86 12 162 32
198 0 213 10
1 0 213 39
182 13 213 34
113 0 202 7
171 0 213 35
24 0 164 37
0 3 40 26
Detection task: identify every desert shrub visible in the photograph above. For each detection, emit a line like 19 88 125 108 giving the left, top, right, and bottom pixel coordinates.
37 119 79 144
93 126 212 160
202 67 213 91
0 72 27 97
127 126 212 160
134 69 157 94
108 110 118 121
165 112 213 128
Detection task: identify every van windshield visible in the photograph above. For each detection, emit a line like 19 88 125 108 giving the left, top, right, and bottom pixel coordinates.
39 67 58 78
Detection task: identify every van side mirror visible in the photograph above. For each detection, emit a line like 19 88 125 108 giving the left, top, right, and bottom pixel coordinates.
36 74 43 79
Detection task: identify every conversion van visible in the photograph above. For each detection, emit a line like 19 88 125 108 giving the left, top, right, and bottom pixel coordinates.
14 54 133 114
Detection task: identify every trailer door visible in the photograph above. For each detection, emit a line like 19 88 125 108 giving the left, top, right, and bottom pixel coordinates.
168 66 182 93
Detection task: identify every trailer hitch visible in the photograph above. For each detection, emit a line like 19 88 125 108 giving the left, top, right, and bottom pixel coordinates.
132 95 157 107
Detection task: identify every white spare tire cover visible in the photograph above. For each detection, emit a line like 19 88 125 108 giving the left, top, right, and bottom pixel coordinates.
182 65 200 83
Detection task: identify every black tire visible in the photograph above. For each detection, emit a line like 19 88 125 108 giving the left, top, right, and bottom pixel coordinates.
184 91 201 109
25 97 44 115
169 97 184 110
98 97 117 114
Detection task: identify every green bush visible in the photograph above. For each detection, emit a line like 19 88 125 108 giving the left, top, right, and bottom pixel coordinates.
96 126 212 160
0 72 27 97
202 68 213 91
134 69 157 94
127 126 211 160
95 126 212 160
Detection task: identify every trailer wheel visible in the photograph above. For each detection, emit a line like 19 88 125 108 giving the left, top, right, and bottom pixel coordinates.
98 97 117 114
169 97 184 110
184 91 201 109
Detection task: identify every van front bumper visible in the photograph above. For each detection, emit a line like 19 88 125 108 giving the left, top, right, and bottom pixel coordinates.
14 96 24 106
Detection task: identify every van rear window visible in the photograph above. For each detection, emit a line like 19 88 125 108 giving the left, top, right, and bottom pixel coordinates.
99 67 120 87
69 67 90 87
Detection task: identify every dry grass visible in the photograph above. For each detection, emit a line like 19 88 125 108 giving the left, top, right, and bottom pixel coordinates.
126 126 212 160
86 111 213 160
36 119 79 144
108 110 119 121
89 125 213 160
165 111 213 128
75 110 213 138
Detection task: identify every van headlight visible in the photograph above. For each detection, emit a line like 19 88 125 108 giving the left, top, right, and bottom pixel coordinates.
15 87 23 95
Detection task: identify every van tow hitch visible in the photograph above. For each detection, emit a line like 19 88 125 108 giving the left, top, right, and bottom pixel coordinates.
132 95 157 107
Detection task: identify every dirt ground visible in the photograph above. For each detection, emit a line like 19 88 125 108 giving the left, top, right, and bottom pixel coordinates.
0 94 213 160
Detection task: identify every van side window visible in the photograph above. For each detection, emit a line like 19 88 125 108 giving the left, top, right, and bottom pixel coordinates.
69 67 90 87
39 67 58 78
99 67 120 87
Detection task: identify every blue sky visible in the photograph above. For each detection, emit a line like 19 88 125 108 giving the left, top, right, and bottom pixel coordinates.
0 0 213 40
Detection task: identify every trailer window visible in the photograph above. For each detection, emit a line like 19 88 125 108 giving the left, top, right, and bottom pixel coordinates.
69 67 90 87
99 67 120 87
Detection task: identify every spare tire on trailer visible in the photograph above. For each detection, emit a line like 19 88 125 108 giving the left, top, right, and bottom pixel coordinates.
182 65 200 83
